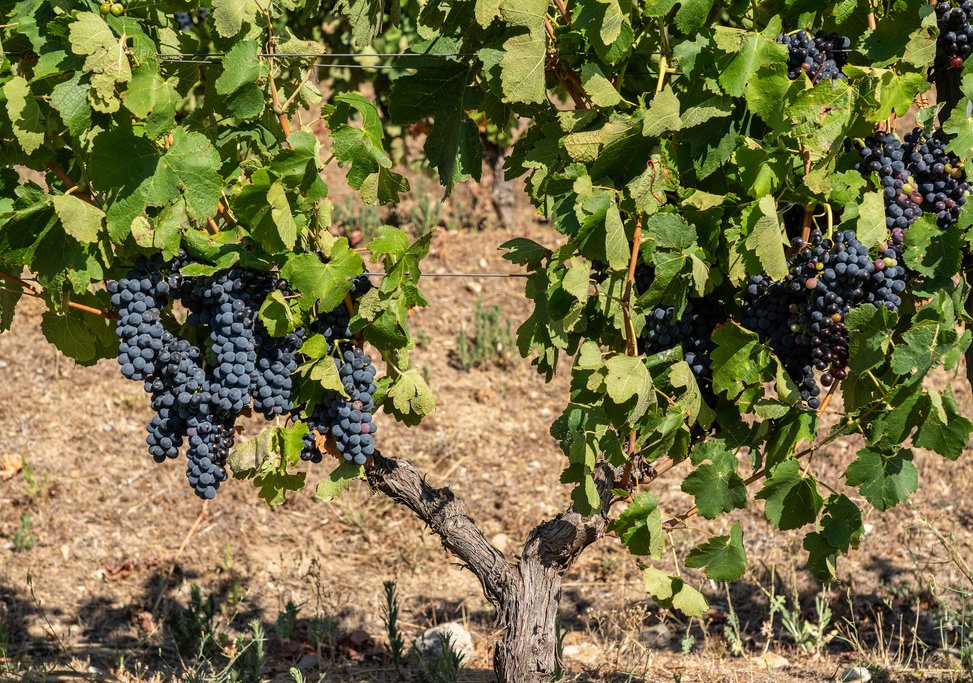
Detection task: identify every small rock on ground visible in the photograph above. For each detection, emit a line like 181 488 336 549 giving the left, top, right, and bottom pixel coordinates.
841 666 872 682
751 652 790 669
410 622 475 663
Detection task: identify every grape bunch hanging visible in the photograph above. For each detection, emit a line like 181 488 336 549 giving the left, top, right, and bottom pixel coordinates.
173 8 209 31
641 298 725 403
109 255 377 499
935 1 973 70
855 128 970 243
777 30 850 83
742 229 907 409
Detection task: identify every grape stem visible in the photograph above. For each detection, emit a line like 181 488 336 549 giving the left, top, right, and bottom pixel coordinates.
255 0 294 139
543 17 590 110
619 216 644 492
0 269 118 320
45 162 97 207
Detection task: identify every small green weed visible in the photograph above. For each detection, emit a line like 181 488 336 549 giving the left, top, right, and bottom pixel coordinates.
383 580 406 680
425 631 465 683
12 512 36 552
454 300 514 370
166 583 218 656
21 457 48 500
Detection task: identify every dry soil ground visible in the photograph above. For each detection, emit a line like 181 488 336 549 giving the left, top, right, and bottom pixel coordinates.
1 182 973 683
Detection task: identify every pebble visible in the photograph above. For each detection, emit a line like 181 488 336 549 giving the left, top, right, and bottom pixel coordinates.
410 622 474 663
752 652 790 669
841 666 872 682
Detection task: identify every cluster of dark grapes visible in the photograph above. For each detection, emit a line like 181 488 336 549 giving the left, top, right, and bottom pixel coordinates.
776 30 850 83
109 256 378 499
743 229 907 408
856 128 970 245
174 8 208 31
641 299 725 401
299 276 378 466
935 1 973 70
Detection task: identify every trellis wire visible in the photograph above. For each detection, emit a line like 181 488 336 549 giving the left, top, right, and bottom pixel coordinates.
361 272 529 278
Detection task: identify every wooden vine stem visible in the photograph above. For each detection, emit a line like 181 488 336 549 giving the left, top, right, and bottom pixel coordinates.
544 16 591 110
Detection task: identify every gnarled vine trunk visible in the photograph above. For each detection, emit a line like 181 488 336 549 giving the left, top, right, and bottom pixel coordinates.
366 452 617 682
494 560 562 682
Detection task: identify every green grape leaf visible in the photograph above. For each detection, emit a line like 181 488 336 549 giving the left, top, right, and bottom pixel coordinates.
756 459 822 530
743 195 788 281
711 323 771 403
608 493 664 558
216 40 260 95
385 369 437 426
499 31 547 104
643 86 682 137
913 388 973 461
845 304 894 374
212 0 259 37
845 447 918 511
501 237 551 269
338 0 385 48
279 244 362 312
164 129 223 223
68 12 132 113
4 76 45 154
389 63 481 189
684 521 747 582
803 531 839 582
821 494 864 552
253 461 307 506
315 461 365 501
643 567 708 617
714 28 786 98
40 310 97 363
890 321 940 376
581 62 625 107
258 290 297 337
857 191 889 249
603 354 654 422
50 72 92 139
330 93 410 204
763 411 815 469
228 428 277 474
680 446 747 519
123 68 179 139
52 195 104 244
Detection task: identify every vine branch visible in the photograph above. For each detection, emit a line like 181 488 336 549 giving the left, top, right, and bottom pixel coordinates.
45 162 97 207
0 270 117 321
544 17 590 110
619 216 643 491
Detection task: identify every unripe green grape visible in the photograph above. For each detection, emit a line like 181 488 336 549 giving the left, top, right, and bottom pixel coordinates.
100 1 112 13
110 2 124 16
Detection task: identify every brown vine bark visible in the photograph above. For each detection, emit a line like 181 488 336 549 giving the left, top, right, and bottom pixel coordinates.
365 452 619 683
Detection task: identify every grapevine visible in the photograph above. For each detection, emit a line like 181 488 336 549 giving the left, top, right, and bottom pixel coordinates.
2 2 973 681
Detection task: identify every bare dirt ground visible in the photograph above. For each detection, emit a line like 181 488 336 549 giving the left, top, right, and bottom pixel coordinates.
2 173 973 683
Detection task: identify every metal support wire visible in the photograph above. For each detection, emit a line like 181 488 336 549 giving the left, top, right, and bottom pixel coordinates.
361 271 529 279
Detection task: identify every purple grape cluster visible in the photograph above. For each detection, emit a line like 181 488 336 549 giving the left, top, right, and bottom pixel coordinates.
935 1 973 70
108 257 379 499
743 229 907 409
777 30 850 83
856 128 970 248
